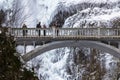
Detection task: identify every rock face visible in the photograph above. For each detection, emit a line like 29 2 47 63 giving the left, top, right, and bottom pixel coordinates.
63 1 120 28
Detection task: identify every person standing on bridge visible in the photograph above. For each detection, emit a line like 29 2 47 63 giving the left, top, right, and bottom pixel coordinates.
55 21 59 36
43 24 46 36
36 22 41 36
22 24 27 36
56 27 59 36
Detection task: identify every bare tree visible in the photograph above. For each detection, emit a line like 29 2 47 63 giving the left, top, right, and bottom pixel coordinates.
0 9 5 26
6 0 32 27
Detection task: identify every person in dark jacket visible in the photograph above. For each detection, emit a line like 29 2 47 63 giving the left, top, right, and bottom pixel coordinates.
22 24 27 36
43 24 46 36
36 22 41 36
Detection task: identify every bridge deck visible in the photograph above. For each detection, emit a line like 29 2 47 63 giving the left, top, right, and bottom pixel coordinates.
1 27 120 45
1 27 120 61
16 36 120 45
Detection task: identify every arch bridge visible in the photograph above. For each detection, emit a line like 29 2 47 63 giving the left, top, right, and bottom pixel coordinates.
4 27 120 62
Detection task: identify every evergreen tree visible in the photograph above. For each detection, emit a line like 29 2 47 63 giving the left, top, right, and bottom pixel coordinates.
0 9 38 80
0 9 5 25
0 27 38 80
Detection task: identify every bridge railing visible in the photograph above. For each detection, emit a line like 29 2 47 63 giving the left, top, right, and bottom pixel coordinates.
10 28 120 38
11 28 53 37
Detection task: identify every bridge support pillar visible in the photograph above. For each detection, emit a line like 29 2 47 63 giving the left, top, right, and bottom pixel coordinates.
33 41 36 48
118 42 120 50
42 41 45 45
24 41 26 54
98 27 100 38
108 41 110 45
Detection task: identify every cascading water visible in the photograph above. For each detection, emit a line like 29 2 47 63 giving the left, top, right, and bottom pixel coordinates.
1 0 120 80
34 0 120 80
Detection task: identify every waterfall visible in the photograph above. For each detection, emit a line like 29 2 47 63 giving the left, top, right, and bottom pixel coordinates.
34 0 120 80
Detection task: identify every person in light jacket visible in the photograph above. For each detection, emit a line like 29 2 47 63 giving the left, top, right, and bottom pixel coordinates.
22 24 27 36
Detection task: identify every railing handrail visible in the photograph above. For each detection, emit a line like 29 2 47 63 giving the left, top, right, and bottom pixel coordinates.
11 27 120 29
5 27 120 39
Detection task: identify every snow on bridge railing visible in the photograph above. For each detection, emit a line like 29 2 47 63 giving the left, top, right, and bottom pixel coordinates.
8 27 120 38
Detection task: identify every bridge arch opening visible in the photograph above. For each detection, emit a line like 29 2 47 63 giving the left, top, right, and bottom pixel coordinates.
22 40 120 62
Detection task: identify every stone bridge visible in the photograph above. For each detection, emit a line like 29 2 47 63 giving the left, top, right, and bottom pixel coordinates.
5 27 120 62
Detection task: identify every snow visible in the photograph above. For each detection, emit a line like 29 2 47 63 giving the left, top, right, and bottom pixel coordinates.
2 0 120 27
19 0 60 27
60 0 120 7
0 0 13 10
37 0 59 25
0 0 60 27
63 6 120 28
34 48 70 80
91 8 120 21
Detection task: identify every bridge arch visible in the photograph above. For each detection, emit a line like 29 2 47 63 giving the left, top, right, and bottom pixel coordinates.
22 40 120 62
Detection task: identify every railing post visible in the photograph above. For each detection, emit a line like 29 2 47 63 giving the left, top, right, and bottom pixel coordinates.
0 28 2 34
118 42 120 50
117 29 118 36
107 29 110 36
98 27 100 38
52 26 56 38
77 29 79 37
23 41 26 54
